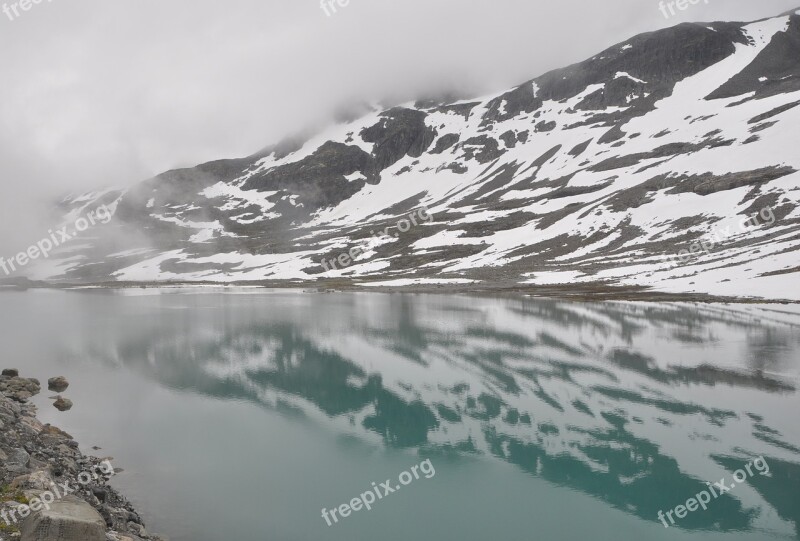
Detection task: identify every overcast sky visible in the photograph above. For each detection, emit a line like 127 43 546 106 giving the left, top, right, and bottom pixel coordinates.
0 0 797 254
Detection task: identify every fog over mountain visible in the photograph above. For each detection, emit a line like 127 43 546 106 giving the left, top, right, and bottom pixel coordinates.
4 5 796 303
2 5 800 540
1 0 798 256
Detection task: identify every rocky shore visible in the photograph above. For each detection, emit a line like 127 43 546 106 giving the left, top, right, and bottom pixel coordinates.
0 370 165 541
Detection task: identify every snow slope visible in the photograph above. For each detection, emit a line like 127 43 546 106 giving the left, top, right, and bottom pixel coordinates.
34 8 800 300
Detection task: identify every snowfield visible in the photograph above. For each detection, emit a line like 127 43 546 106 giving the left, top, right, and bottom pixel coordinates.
35 9 800 301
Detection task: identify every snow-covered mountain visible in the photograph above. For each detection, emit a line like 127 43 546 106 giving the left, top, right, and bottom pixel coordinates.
41 8 800 300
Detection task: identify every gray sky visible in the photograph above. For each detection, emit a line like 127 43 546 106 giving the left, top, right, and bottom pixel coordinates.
0 0 798 254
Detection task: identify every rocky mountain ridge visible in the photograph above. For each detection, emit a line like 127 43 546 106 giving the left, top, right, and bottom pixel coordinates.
30 7 800 301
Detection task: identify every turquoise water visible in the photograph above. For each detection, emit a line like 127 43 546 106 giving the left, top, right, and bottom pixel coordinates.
1 289 799 541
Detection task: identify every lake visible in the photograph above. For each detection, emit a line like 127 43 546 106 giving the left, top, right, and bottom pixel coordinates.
1 289 799 541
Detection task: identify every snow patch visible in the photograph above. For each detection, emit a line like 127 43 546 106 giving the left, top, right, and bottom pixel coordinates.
615 72 647 84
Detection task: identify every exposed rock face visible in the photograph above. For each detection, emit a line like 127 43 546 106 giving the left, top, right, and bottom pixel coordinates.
243 141 375 209
48 377 69 393
708 13 800 100
360 107 437 169
33 9 800 301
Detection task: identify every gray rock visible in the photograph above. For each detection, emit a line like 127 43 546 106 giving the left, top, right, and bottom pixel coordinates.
20 416 45 436
48 377 70 393
0 377 42 403
53 397 73 412
23 470 55 491
127 522 148 538
105 533 145 541
6 448 31 473
2 368 19 377
20 495 106 541
0 396 22 421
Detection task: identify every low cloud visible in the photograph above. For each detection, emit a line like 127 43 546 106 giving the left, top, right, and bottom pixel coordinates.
0 0 797 254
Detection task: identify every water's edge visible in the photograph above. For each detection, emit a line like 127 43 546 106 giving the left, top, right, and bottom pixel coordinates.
0 371 163 541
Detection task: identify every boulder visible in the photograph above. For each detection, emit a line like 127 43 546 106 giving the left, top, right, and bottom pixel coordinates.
20 416 45 435
6 447 31 473
20 495 106 541
1 368 19 377
48 377 69 393
12 470 54 491
40 424 73 440
53 397 73 412
127 522 148 538
0 396 21 415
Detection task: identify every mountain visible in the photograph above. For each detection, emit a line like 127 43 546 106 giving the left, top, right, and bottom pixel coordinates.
39 8 800 300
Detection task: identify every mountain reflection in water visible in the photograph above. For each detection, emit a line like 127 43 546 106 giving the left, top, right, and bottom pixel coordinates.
71 292 800 537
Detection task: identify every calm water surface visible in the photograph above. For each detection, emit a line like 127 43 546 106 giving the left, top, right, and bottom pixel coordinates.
1 289 799 541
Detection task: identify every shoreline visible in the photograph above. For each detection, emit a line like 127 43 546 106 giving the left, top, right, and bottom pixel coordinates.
0 370 165 541
1 277 799 305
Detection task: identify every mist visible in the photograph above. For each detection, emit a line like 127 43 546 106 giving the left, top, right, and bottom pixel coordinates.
1 0 797 256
